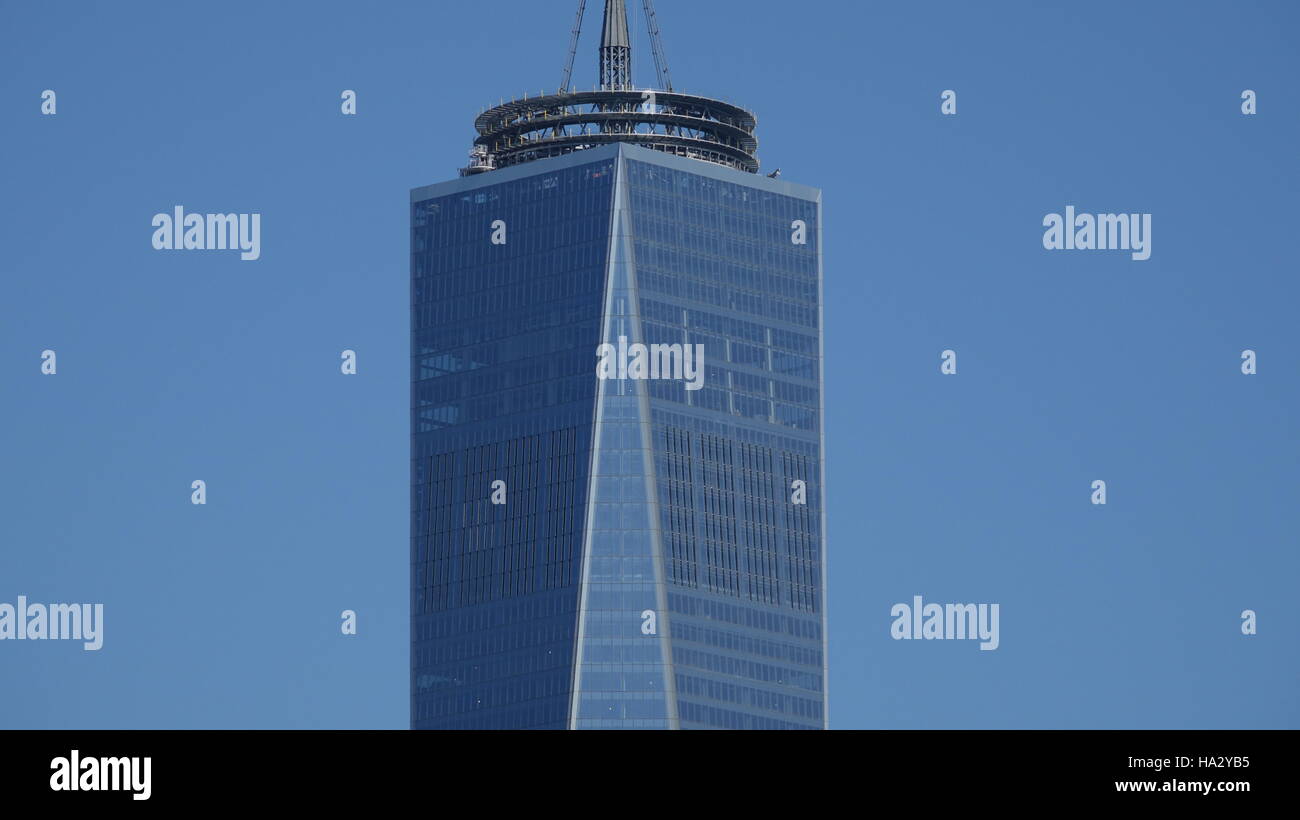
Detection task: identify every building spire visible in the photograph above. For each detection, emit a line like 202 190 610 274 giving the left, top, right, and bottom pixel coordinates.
600 0 630 90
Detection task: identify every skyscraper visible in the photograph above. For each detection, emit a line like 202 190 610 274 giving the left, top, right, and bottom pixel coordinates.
411 0 825 729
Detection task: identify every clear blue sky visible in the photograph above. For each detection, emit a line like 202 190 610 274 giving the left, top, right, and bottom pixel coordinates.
1 0 1296 728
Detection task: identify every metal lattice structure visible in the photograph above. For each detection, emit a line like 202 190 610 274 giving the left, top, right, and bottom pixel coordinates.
463 0 758 176
600 0 631 90
559 0 587 93
641 0 673 91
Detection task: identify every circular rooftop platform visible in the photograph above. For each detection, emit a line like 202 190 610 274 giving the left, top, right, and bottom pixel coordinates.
464 89 759 175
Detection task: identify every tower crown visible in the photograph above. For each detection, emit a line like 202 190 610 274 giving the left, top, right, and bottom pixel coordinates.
462 1 758 176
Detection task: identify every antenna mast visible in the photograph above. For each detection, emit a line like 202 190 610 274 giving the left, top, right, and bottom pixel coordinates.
599 0 631 90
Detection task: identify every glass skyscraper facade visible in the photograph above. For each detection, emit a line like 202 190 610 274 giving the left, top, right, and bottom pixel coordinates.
411 143 825 729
